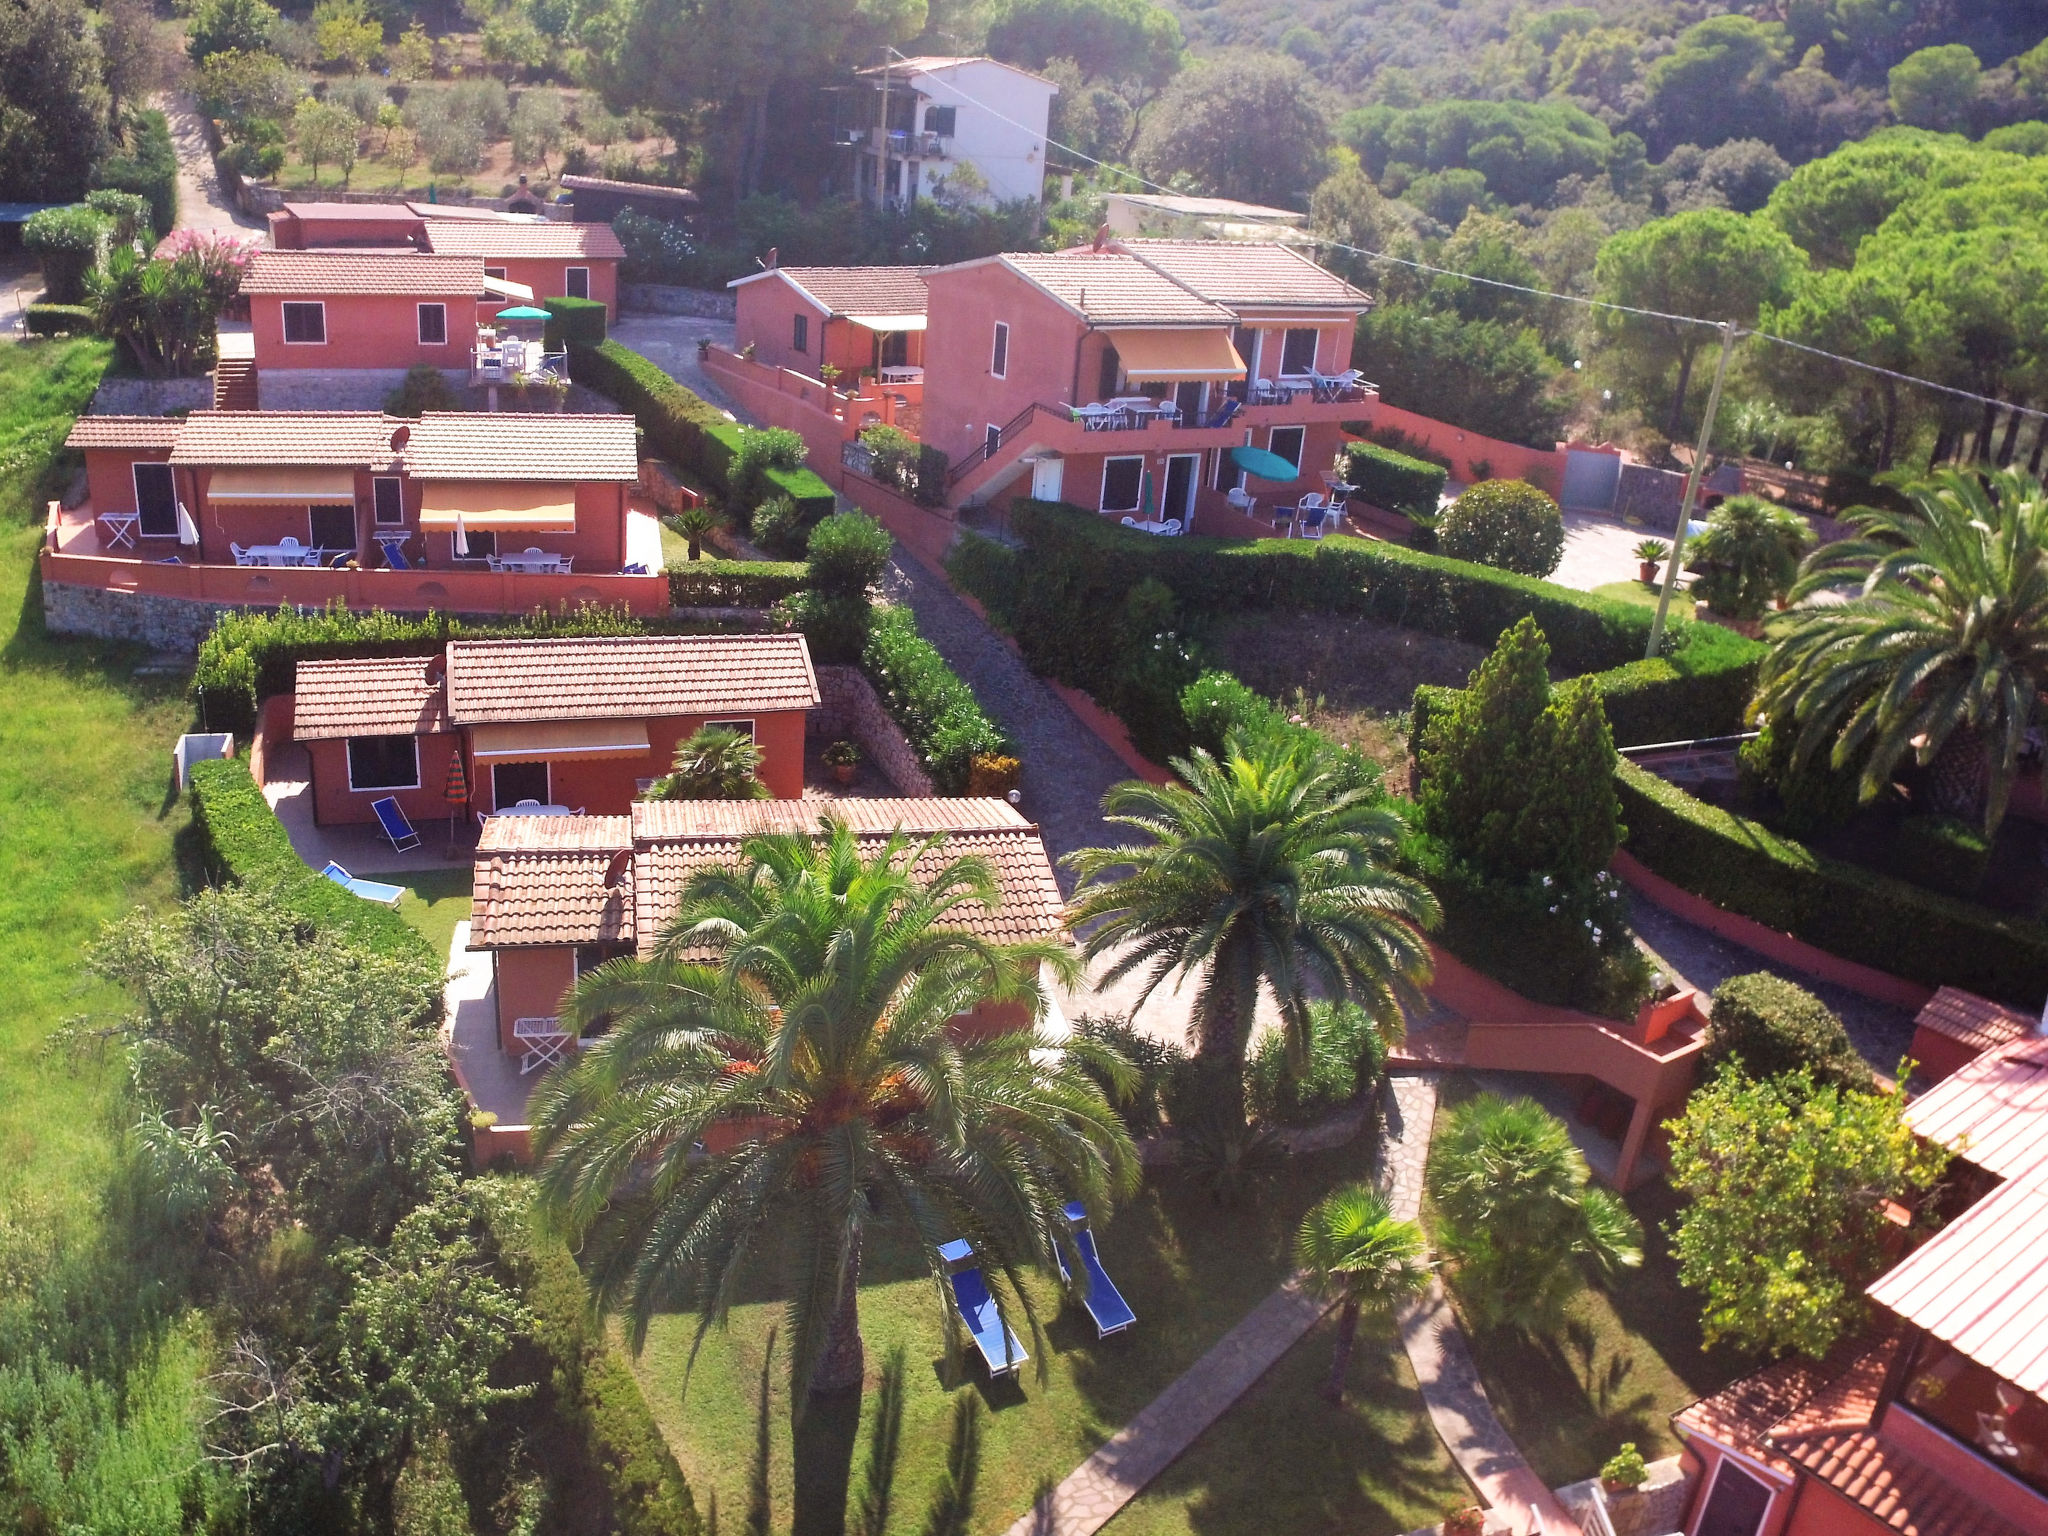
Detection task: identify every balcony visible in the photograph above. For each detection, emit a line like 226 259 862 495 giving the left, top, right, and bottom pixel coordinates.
470 340 569 389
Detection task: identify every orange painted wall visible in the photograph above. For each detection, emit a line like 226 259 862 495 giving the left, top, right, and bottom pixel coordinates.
923 262 1087 467
1784 1483 1899 1536
482 256 620 320
411 481 629 572
82 446 174 525
733 275 925 379
1350 400 1565 491
1053 422 1352 518
307 729 466 827
494 946 576 1050
476 707 807 814
249 290 477 371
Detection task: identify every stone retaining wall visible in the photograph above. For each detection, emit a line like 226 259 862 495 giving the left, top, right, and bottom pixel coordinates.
621 283 736 319
87 377 214 416
42 579 541 653
814 664 934 797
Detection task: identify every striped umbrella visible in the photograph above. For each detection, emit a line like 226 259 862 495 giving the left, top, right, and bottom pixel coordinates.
444 751 470 846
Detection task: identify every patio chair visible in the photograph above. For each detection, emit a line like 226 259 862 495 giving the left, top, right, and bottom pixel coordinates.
1159 517 1183 536
1055 1202 1136 1339
370 796 421 852
230 543 254 566
1298 505 1330 541
382 542 412 571
155 556 182 565
320 861 406 908
1205 398 1242 430
938 1238 1028 1377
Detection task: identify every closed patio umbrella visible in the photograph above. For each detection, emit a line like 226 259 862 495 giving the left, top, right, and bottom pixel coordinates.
453 513 469 558
175 499 200 547
1231 444 1301 483
1140 466 1156 521
444 750 470 847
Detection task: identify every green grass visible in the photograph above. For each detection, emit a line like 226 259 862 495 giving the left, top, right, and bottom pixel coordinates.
1589 580 1664 611
394 866 474 966
0 338 197 1228
625 1130 1461 1536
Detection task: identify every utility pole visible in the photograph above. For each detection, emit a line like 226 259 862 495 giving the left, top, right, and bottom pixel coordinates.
1647 320 1738 660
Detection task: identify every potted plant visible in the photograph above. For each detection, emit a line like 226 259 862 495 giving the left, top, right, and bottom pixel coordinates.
1444 1505 1486 1536
823 738 861 784
1634 540 1670 584
696 336 712 360
1601 1443 1648 1497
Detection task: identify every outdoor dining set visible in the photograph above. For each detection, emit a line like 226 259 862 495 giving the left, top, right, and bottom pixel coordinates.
220 536 577 574
1072 370 1369 432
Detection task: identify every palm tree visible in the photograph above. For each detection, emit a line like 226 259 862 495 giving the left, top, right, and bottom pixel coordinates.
1426 1094 1642 1332
1064 734 1438 1132
1689 494 1813 620
1758 467 2048 834
1295 1184 1430 1402
530 820 1137 1413
650 723 772 799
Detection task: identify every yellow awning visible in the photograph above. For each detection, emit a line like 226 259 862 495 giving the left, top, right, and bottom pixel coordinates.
1104 328 1246 382
844 312 927 332
470 719 652 761
418 481 578 532
207 466 357 502
481 274 536 302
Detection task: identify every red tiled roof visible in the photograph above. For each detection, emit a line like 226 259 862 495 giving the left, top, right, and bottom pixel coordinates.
1777 1427 2030 1536
444 635 820 724
1119 239 1373 312
469 814 634 948
292 654 452 739
281 201 421 223
627 798 1066 957
64 416 183 449
733 266 930 320
1907 1033 2048 1181
239 250 485 295
421 219 627 260
404 413 639 481
994 252 1235 326
169 411 401 467
1914 987 2033 1058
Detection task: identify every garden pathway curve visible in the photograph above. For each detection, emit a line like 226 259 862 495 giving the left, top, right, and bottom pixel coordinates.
1391 1074 1582 1536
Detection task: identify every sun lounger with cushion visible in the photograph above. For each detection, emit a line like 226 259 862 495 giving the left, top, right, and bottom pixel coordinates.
938 1238 1027 1376
320 861 407 907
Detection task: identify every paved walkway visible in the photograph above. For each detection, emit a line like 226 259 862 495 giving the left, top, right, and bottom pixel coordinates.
159 91 265 234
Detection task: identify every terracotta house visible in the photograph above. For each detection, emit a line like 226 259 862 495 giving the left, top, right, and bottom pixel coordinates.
466 797 1066 1064
1670 1023 2048 1536
728 265 930 381
241 250 492 401
417 218 626 321
291 632 820 826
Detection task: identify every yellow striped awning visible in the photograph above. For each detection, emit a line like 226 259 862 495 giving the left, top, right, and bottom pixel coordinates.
418 480 578 532
469 719 652 760
1104 328 1246 382
207 466 357 502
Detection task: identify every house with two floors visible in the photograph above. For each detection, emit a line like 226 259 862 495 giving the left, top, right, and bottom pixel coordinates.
835 57 1057 209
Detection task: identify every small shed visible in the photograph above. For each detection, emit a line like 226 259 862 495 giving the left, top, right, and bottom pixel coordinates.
559 175 699 225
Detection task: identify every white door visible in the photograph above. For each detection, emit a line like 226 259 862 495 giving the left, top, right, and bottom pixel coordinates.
1030 456 1065 502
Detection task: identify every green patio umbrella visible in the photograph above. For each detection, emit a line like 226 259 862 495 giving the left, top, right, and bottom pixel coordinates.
1140 466 1157 520
1231 444 1301 482
495 305 552 320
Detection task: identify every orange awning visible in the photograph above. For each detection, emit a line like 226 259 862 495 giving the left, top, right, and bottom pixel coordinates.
418 480 577 532
1104 328 1246 382
207 466 358 502
469 718 652 761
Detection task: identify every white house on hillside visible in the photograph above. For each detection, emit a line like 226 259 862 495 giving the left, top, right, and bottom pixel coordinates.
837 57 1057 209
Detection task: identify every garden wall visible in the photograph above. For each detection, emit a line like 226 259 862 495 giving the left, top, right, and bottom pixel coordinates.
1352 401 1566 491
813 664 936 796
620 283 735 319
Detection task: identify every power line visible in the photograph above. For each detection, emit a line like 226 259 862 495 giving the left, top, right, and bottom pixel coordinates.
888 46 2048 429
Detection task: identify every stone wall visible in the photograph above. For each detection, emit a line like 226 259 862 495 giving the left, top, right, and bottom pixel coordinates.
258 367 456 410
621 283 736 319
86 377 214 416
813 664 934 797
42 580 523 654
1555 1456 1693 1536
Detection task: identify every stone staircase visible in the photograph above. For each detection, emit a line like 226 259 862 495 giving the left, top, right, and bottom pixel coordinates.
212 357 258 410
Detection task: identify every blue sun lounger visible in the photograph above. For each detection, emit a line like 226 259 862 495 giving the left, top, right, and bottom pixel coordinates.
321 861 406 908
370 796 421 852
939 1238 1028 1377
1055 1202 1136 1339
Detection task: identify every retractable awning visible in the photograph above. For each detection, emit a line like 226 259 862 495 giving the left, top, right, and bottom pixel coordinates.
844 312 928 331
418 481 577 532
1104 328 1246 382
207 466 358 502
469 719 652 761
481 274 536 302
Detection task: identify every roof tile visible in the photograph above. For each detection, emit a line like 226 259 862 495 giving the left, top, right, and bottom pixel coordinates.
997 252 1235 326
740 267 930 319
470 814 634 948
445 635 820 724
1119 239 1372 312
1913 987 2032 1058
240 250 485 295
404 412 639 481
421 219 627 260
169 410 401 467
292 654 453 739
1906 1033 2048 1181
65 416 183 449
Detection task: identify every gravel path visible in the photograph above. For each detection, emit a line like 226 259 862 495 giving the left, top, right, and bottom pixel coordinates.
159 92 265 234
1628 895 1918 1074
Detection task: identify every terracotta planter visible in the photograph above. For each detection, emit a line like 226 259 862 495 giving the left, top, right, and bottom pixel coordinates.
1603 1479 1643 1498
1638 561 1659 584
832 762 857 784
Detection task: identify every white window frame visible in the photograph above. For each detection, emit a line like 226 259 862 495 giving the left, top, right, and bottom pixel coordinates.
345 734 422 793
1163 452 1201 522
491 759 552 809
1280 326 1319 375
565 266 590 300
281 301 327 345
1099 455 1144 514
131 461 178 538
985 423 1002 459
1267 425 1306 473
1690 1454 1784 1536
417 302 448 346
372 475 404 526
991 321 1009 379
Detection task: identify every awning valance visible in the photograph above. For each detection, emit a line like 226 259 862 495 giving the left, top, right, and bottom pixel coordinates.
207 466 358 502
1105 328 1246 382
418 481 577 532
844 312 927 332
481 274 536 302
470 719 652 761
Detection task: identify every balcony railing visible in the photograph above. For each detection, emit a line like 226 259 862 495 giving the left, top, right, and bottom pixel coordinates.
471 345 569 387
884 130 946 157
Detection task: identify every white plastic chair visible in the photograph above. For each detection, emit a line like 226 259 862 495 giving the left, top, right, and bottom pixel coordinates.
230 543 253 565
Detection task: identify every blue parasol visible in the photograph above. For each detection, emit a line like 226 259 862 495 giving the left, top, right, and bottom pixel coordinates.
1231 444 1301 481
495 305 552 320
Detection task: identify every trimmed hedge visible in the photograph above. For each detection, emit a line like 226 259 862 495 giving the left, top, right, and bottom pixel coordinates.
544 295 608 350
187 757 435 967
24 304 95 336
667 559 809 608
1614 759 2048 1007
863 605 1013 793
1344 441 1448 518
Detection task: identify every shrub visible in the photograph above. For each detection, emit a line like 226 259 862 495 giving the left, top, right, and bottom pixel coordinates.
772 588 872 665
1437 479 1566 579
94 110 180 238
805 510 891 598
24 304 95 336
750 494 806 559
862 605 1013 793
1689 496 1813 620
1893 815 1991 900
1736 713 1864 837
84 189 150 245
730 425 807 503
1602 1445 1648 1490
666 558 808 608
1181 671 1382 798
384 363 461 417
1344 441 1448 517
1071 1014 1190 1136
1246 999 1389 1128
24 205 110 304
1614 759 2048 1006
1704 973 1869 1092
543 294 607 351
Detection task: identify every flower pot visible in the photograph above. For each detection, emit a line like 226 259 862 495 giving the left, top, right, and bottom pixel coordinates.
1603 1479 1643 1498
832 762 856 784
1638 561 1659 584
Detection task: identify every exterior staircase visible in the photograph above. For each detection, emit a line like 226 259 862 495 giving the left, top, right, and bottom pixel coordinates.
212 357 259 411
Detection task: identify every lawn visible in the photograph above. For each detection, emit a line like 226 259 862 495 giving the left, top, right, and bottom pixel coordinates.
626 1128 1463 1536
1589 580 1662 610
394 865 475 965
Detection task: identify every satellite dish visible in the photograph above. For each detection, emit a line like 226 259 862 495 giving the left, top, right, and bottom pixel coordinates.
390 424 412 451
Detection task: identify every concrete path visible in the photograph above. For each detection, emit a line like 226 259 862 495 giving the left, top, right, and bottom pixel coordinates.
159 92 265 234
1389 1075 1583 1536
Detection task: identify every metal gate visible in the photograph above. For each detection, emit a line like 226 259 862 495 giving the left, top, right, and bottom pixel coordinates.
1561 448 1623 512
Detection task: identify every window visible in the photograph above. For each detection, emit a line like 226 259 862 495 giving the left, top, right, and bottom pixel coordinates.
1903 1335 2048 1498
1281 327 1319 375
792 312 809 353
1694 1463 1774 1536
985 423 1002 458
281 302 326 344
879 330 909 368
346 735 420 792
492 760 550 807
990 321 1009 378
1267 425 1305 472
132 462 177 538
417 303 448 346
924 104 956 135
1098 342 1121 400
1175 380 1206 423
1100 456 1143 513
310 504 356 552
463 529 497 558
565 266 590 300
485 266 507 280
372 476 404 526
705 718 756 741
